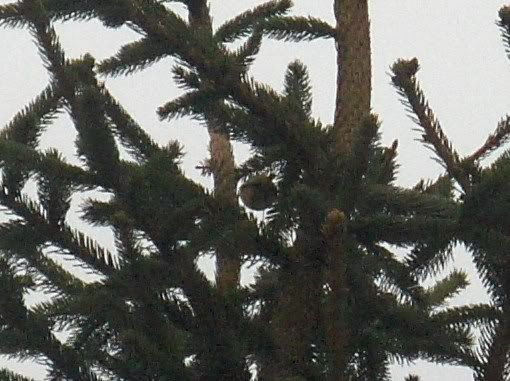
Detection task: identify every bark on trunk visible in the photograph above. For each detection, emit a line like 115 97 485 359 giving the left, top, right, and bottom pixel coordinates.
187 1 240 294
484 305 510 380
326 1 372 377
333 0 372 153
208 130 240 293
323 209 350 381
187 4 246 379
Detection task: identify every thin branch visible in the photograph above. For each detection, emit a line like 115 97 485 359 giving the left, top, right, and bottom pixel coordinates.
391 58 470 191
467 115 510 162
262 16 336 42
214 0 292 43
0 187 117 276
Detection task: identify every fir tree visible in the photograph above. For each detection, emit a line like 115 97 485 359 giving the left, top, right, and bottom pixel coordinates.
0 0 506 380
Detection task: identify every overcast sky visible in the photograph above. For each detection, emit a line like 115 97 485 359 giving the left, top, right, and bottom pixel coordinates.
0 0 509 379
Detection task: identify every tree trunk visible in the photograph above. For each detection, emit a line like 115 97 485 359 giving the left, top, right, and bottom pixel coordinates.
187 3 246 379
484 303 510 380
323 210 350 381
333 0 372 153
327 0 372 377
187 0 240 295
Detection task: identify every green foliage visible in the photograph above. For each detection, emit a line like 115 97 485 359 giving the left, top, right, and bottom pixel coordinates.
423 270 469 307
499 6 510 58
0 369 35 381
283 60 313 119
0 0 507 380
214 0 292 43
261 15 336 42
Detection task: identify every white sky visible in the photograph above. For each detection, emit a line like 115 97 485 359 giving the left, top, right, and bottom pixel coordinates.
0 0 509 379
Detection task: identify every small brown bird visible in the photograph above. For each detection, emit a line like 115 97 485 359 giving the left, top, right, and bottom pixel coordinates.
239 174 277 211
